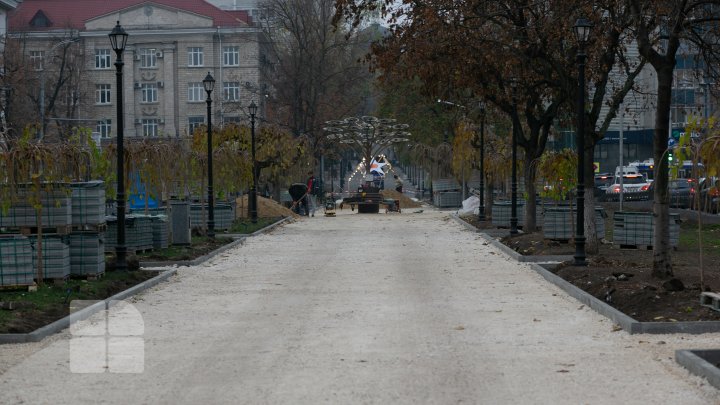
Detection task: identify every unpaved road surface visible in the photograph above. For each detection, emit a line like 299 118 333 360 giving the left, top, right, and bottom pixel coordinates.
1 209 719 404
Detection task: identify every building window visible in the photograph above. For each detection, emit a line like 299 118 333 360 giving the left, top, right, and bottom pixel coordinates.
142 119 159 137
96 119 112 138
188 47 203 67
95 49 111 69
188 82 204 102
188 116 205 134
223 116 241 124
223 46 239 66
140 48 157 68
223 82 240 101
672 89 696 106
594 144 605 160
96 84 111 104
63 90 79 106
623 144 638 159
30 51 44 70
141 83 158 103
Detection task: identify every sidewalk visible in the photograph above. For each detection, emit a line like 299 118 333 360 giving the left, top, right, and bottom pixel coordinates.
0 209 718 404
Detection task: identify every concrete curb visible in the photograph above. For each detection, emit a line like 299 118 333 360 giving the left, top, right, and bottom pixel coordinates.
451 213 720 334
140 238 246 268
249 216 293 236
450 214 571 266
0 269 177 344
676 350 720 391
140 216 292 268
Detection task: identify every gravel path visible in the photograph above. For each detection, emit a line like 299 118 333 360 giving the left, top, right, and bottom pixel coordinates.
0 208 719 404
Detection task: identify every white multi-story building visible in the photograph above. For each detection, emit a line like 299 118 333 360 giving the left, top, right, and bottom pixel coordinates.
8 0 268 138
591 40 714 174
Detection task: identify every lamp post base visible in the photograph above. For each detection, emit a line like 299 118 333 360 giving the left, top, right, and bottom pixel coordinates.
573 237 587 266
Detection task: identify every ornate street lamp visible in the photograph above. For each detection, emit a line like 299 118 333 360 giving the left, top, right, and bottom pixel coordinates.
478 102 486 221
510 80 519 235
203 72 216 238
109 21 128 271
248 100 258 224
573 17 593 266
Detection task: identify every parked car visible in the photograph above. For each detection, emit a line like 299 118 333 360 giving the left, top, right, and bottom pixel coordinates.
605 174 653 201
668 178 696 209
698 177 720 213
594 173 614 199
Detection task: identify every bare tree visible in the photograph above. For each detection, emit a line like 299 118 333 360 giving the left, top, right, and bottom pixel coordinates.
629 1 720 278
259 0 375 162
1 32 83 141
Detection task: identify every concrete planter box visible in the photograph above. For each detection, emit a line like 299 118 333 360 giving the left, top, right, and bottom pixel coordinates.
492 201 526 228
543 206 606 240
613 211 680 247
431 178 460 192
433 192 462 208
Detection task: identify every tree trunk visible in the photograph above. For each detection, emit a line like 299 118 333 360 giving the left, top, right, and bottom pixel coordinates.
652 67 673 278
523 159 537 232
485 173 493 218
584 145 599 253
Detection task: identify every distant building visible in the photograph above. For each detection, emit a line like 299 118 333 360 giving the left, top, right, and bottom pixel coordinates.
551 40 715 176
0 0 18 48
8 0 269 138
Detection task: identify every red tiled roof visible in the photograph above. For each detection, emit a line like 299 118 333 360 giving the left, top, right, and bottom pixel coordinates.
9 0 251 31
226 10 254 26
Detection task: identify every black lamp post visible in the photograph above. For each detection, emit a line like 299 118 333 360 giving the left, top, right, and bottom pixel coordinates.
203 72 216 238
249 100 258 224
573 17 592 266
478 102 486 221
109 21 128 271
510 80 519 235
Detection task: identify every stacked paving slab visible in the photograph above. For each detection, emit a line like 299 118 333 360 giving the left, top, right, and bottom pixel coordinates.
0 182 113 285
0 235 34 286
69 181 106 277
189 202 234 231
613 211 680 248
543 206 607 241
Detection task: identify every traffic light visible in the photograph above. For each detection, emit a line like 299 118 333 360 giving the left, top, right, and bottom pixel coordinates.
668 151 674 163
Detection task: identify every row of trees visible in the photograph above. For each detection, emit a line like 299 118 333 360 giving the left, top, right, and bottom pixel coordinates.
257 0 382 165
0 0 385 197
334 0 720 278
0 122 310 218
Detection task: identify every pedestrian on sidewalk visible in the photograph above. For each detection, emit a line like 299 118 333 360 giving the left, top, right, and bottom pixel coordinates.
304 171 316 217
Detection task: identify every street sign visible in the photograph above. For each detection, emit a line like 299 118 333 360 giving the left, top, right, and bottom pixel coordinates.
593 162 600 173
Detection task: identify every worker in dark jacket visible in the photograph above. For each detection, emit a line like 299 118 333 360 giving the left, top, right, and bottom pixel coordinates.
302 171 316 217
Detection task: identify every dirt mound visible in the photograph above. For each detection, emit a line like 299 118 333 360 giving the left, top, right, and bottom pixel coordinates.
381 189 423 208
235 195 300 218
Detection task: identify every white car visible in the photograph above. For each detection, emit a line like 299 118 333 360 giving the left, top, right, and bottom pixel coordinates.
605 174 653 201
